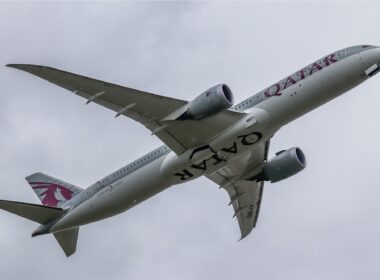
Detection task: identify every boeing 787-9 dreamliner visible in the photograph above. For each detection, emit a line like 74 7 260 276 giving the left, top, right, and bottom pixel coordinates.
1 45 380 256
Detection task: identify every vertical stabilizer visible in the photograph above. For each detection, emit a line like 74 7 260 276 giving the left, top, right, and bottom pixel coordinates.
25 172 82 208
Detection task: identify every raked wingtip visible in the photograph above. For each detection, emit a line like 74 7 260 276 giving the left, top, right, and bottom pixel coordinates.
5 64 26 70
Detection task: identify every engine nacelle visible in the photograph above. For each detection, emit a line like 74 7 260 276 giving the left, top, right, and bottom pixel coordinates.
177 84 234 120
262 147 306 183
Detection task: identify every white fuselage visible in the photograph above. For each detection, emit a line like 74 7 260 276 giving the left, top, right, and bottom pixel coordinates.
49 46 380 234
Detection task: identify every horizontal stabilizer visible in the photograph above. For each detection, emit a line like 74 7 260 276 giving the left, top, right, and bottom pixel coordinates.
0 200 63 224
54 227 79 257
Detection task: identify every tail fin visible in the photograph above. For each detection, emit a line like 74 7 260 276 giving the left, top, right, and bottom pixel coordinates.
0 199 63 224
54 227 79 257
25 172 82 208
0 199 79 257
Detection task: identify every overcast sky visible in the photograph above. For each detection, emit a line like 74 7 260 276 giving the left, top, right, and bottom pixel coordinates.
1 1 380 279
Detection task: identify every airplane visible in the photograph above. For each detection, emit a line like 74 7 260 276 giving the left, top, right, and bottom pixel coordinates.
1 45 380 257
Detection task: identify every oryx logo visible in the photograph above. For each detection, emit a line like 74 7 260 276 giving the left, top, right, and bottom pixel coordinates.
30 182 74 207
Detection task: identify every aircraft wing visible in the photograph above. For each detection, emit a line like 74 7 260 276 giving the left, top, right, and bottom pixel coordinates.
206 141 270 239
7 64 244 154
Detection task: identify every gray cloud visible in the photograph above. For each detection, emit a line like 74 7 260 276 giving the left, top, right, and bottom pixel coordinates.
0 2 380 280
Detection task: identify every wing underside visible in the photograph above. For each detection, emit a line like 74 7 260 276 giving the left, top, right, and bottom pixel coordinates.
7 64 244 154
207 141 270 239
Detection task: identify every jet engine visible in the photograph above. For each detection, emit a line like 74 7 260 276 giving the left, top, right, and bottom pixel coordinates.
176 84 234 120
258 147 306 183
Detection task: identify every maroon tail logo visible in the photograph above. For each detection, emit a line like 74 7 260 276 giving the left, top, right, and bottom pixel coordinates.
30 182 74 207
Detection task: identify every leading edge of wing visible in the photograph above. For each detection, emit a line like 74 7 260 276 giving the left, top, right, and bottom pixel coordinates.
6 64 246 154
6 64 185 104
6 63 190 152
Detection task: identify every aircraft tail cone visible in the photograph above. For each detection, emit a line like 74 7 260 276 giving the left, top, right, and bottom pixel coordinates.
31 224 49 237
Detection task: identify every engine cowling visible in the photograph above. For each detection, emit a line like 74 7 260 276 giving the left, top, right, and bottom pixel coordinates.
177 84 234 120
262 147 306 183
